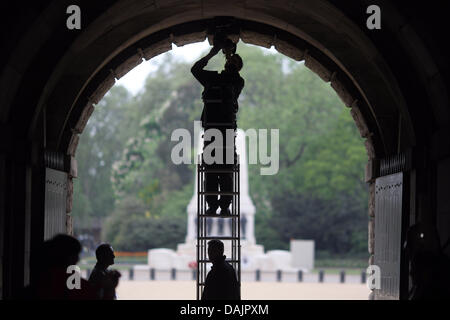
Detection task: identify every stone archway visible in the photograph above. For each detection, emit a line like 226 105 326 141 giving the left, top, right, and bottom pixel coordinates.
1 0 449 300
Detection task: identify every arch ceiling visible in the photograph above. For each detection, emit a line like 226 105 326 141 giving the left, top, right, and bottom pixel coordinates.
5 0 447 161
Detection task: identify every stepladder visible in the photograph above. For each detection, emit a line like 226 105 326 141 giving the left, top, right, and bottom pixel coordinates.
196 142 241 300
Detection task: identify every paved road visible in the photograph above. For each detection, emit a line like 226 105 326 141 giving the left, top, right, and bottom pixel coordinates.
116 280 370 300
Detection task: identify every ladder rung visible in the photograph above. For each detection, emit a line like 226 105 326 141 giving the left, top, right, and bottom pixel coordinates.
201 146 235 148
198 192 238 195
198 214 237 218
199 161 241 166
199 169 238 173
198 236 239 240
198 259 239 263
204 123 235 126
196 243 242 247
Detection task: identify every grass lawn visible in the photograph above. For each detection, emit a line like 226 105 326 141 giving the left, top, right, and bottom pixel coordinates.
311 268 365 275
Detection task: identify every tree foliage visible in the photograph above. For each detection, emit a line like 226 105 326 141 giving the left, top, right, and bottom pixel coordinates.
73 43 368 255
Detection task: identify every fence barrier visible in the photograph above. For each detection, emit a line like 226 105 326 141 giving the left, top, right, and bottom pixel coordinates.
150 268 155 280
318 270 324 283
82 267 367 284
129 268 134 280
340 270 345 283
276 270 282 282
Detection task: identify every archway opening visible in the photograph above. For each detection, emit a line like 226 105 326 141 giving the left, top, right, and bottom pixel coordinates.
19 5 418 301
4 1 449 302
71 40 370 299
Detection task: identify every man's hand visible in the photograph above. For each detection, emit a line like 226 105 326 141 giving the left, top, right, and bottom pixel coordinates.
210 45 220 55
206 45 220 58
107 269 122 288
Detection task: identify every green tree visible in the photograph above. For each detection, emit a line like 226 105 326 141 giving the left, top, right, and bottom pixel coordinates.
103 195 186 251
72 85 133 231
77 44 369 256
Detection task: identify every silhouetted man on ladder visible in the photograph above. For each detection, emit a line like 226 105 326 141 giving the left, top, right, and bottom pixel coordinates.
191 34 244 216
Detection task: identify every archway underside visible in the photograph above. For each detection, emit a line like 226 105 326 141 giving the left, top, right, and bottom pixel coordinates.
24 1 417 162
61 19 383 162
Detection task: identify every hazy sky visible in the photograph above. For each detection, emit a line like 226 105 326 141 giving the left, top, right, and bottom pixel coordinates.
116 40 209 95
115 39 278 95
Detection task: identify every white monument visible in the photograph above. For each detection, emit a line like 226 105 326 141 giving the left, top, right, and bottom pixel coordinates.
147 128 310 273
175 128 265 269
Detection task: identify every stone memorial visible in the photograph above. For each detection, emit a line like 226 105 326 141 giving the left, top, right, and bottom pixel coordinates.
147 128 312 273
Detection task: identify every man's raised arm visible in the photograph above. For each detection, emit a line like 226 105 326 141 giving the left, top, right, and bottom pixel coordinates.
191 45 220 86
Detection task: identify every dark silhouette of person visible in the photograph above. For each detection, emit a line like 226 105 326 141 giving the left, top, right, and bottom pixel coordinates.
23 234 97 299
191 36 244 216
201 239 240 300
405 223 450 299
89 243 121 300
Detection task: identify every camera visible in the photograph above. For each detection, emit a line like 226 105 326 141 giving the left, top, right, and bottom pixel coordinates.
213 32 236 58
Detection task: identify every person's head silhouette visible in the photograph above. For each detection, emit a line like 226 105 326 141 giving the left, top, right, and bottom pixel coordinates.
95 243 115 267
50 234 82 268
208 239 225 264
224 54 243 73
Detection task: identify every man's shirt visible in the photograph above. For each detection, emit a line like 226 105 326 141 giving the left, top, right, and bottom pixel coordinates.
88 263 117 300
201 256 240 300
191 57 244 129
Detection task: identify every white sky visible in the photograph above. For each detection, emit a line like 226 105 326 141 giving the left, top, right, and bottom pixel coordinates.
116 39 278 95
